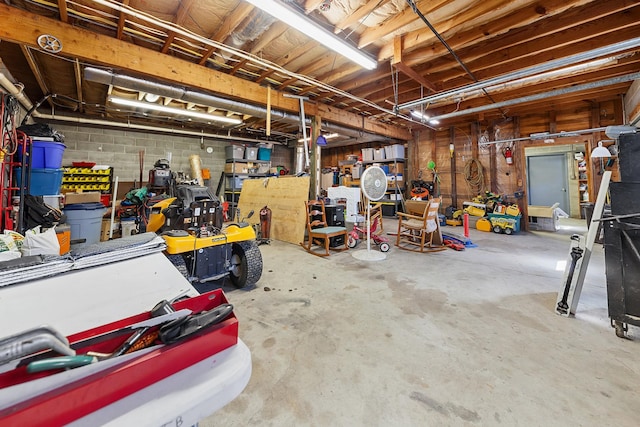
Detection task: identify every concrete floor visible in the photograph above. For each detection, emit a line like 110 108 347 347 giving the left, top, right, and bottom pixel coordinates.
202 219 639 426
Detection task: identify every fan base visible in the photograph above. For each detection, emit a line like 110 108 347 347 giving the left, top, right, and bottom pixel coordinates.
351 250 386 261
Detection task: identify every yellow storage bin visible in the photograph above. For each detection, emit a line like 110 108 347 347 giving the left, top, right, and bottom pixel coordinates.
476 217 492 232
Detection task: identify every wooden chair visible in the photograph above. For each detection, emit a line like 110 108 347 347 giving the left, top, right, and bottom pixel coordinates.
395 197 446 252
300 199 349 256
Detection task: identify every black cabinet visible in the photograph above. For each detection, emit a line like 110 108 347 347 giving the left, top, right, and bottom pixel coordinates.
603 181 640 335
311 204 345 248
325 205 345 247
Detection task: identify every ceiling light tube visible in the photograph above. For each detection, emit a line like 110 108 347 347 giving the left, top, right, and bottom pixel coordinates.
410 110 429 120
298 133 339 143
109 97 243 125
244 0 377 70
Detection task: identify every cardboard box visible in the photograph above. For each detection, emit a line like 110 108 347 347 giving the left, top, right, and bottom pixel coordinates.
101 219 120 241
528 203 560 218
224 163 246 173
64 192 101 205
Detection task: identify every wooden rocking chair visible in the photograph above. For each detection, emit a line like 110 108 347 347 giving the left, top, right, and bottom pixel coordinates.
395 197 446 252
300 199 349 256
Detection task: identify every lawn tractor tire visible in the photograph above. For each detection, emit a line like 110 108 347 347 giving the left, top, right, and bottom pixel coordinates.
229 240 263 288
167 254 190 280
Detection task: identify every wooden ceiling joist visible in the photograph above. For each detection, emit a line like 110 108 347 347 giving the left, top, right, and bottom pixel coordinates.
198 2 254 65
0 4 411 141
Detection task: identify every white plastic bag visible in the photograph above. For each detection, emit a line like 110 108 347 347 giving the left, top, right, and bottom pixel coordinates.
0 231 23 260
21 226 60 256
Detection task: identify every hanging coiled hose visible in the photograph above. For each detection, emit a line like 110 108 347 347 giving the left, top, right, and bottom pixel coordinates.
463 158 485 196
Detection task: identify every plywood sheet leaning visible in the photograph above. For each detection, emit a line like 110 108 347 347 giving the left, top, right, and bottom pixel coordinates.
236 176 310 245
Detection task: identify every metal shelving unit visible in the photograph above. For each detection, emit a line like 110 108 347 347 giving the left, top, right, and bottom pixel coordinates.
221 158 270 220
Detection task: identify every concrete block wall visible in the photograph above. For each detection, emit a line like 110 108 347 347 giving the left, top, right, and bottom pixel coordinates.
51 123 228 184
48 122 294 185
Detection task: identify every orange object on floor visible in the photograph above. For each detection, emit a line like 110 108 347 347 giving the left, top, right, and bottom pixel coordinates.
56 225 71 255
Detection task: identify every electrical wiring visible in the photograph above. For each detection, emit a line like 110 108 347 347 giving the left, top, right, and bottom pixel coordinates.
463 158 485 197
1 95 19 157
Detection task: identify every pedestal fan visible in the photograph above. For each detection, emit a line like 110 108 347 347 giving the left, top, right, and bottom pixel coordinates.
352 166 388 261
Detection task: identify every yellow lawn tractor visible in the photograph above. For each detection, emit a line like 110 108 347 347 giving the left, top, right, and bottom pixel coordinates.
146 185 262 291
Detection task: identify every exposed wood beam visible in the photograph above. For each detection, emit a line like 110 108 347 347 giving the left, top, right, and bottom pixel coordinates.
116 0 129 40
198 3 254 65
429 16 640 88
161 0 196 56
352 0 639 113
175 0 196 24
0 4 411 140
230 58 248 75
57 0 68 23
304 0 325 13
392 36 436 92
358 0 448 48
74 59 83 113
20 46 54 109
378 0 513 60
161 34 176 54
249 21 289 55
403 0 613 67
256 41 318 84
335 0 389 34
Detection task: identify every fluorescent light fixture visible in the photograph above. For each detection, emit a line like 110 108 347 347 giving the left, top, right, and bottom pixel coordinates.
108 97 243 125
411 110 439 125
410 110 428 120
244 0 377 70
605 125 637 139
298 133 339 143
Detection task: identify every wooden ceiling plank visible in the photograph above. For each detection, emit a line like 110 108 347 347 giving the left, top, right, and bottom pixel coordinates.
403 0 635 67
175 0 196 24
335 0 390 34
57 0 68 23
250 21 289 54
198 3 254 65
429 13 640 87
359 0 638 111
379 0 517 60
358 0 449 49
304 0 326 13
0 5 411 140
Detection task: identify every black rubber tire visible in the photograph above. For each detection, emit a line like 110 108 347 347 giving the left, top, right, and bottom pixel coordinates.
493 225 502 234
379 242 391 252
504 227 513 235
167 254 190 280
347 235 358 248
229 240 263 288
